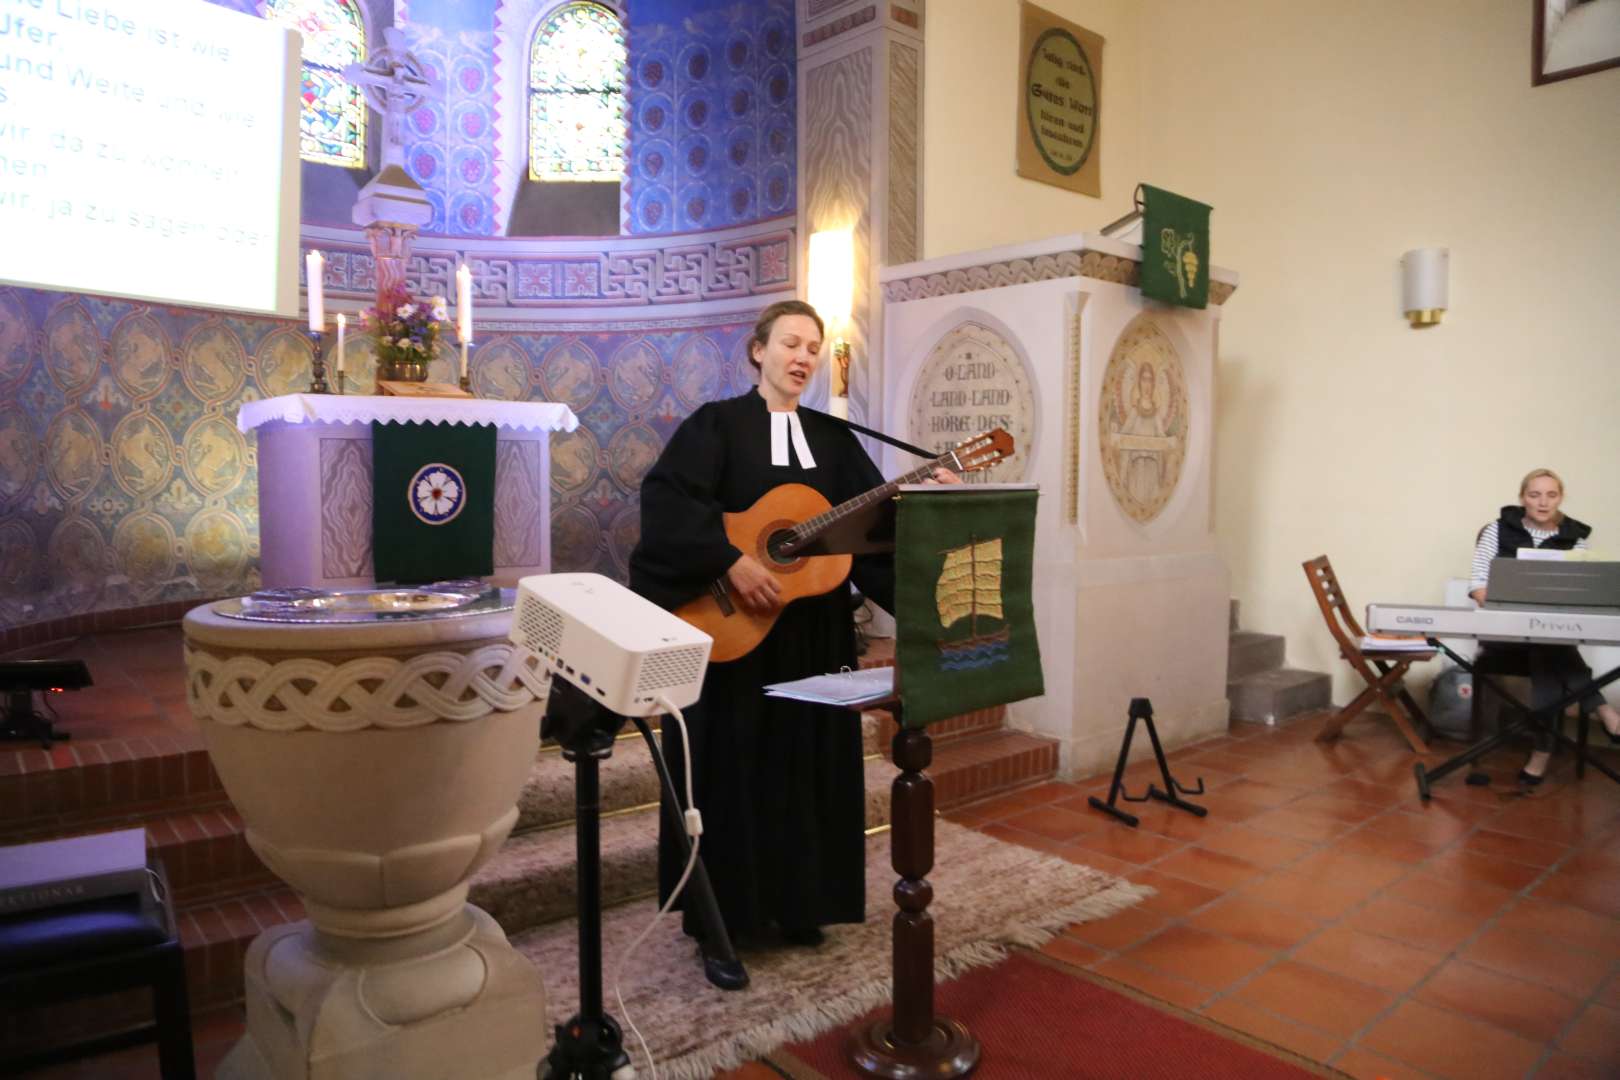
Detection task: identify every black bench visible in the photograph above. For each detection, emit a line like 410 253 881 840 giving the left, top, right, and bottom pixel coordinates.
0 862 195 1078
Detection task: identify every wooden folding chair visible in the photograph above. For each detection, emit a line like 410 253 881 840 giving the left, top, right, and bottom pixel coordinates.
1303 555 1433 753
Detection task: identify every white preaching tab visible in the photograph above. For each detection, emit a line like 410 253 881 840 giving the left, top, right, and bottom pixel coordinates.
770 411 817 469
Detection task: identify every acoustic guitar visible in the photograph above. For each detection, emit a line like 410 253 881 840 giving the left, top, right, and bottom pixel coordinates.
676 429 1015 662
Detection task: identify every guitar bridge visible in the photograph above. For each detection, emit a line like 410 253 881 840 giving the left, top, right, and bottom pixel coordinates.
710 579 735 616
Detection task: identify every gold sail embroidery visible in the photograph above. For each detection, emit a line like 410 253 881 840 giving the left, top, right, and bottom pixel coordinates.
936 537 1004 629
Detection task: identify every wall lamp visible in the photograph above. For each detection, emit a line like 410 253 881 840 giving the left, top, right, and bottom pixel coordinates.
1401 247 1448 328
807 228 855 418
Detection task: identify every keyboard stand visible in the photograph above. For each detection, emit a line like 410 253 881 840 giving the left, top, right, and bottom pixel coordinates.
1414 638 1620 799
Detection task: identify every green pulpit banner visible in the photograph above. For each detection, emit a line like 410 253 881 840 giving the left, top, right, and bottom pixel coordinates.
371 421 496 584
893 487 1044 729
1140 184 1212 309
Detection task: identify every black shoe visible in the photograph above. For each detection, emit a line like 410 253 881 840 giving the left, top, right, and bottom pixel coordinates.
701 950 750 991
780 925 825 947
1517 769 1545 787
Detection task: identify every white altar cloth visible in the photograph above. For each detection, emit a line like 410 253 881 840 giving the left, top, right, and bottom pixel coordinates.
238 394 578 434
243 395 574 589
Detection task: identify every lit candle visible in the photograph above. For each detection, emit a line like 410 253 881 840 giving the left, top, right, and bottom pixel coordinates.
335 313 346 374
456 262 473 344
306 250 325 332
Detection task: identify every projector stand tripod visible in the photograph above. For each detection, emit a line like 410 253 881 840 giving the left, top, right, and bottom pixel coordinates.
541 680 745 1080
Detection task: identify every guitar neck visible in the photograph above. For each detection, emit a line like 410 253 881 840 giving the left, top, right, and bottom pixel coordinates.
783 452 957 554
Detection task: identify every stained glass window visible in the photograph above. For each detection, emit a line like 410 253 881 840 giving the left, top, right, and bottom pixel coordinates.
265 0 367 169
529 3 627 182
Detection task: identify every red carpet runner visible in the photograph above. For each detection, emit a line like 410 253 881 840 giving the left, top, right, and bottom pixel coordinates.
778 950 1337 1079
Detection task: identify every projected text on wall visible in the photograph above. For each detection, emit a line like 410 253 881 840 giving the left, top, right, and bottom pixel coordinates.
0 0 298 315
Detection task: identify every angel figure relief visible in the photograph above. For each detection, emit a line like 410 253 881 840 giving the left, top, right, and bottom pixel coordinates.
1100 323 1189 526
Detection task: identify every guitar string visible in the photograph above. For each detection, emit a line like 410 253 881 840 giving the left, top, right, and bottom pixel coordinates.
779 435 996 553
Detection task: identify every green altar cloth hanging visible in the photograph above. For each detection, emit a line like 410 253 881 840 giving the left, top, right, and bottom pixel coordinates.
1139 184 1212 309
893 487 1044 729
371 421 496 584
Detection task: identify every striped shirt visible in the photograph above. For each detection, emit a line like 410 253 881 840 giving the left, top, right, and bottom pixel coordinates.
1470 520 1590 591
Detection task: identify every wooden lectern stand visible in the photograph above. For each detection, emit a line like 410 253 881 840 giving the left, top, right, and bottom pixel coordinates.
809 484 1041 1078
847 703 980 1077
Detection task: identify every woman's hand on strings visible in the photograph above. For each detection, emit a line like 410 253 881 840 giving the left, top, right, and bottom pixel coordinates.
727 554 782 612
927 467 963 485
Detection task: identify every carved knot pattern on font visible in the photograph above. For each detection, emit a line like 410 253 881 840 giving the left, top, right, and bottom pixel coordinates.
185 644 552 731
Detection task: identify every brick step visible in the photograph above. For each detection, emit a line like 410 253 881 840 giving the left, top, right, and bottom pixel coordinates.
1228 666 1333 725
925 728 1061 809
868 704 1005 755
1227 630 1287 680
147 806 276 906
0 732 225 843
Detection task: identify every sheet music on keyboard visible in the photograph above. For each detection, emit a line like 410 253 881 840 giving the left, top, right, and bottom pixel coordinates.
1359 633 1431 652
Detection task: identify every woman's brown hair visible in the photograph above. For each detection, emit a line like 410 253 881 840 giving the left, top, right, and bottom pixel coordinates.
748 300 824 369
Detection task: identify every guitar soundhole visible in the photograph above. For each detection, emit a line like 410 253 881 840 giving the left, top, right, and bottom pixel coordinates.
765 528 799 566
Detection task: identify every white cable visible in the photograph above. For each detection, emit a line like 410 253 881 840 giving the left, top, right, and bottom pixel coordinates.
612 698 704 1080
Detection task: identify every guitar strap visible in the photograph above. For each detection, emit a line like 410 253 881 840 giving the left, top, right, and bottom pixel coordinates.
799 407 936 460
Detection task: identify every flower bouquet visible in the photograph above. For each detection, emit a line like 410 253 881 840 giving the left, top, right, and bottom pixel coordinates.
360 284 449 384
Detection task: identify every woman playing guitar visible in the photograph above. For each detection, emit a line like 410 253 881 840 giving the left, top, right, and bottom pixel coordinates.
628 299 958 972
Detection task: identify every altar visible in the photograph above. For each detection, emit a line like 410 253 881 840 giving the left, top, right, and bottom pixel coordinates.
239 394 578 590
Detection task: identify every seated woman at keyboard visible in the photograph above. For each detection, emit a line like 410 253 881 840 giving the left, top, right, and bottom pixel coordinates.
1469 467 1620 782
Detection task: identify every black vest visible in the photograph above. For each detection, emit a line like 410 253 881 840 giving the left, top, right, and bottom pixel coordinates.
1495 505 1591 557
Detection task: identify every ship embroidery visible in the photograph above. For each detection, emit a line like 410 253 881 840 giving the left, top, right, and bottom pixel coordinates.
935 535 1011 671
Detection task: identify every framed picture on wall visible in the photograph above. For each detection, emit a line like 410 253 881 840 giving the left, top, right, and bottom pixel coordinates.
1533 0 1620 84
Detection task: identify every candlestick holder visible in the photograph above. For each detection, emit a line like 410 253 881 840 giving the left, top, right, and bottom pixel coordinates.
337 371 348 395
307 330 330 394
459 338 472 395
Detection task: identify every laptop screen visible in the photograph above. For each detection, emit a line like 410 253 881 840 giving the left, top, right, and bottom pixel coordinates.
1485 558 1620 610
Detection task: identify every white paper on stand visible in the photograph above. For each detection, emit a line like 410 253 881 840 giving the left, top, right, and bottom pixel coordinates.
764 665 894 706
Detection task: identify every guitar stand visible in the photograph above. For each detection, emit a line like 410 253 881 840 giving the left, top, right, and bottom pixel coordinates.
1088 698 1206 828
1412 639 1620 800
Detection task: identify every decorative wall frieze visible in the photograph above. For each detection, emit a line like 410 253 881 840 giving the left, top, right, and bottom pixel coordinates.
185 643 551 731
803 5 877 47
883 250 1237 305
300 219 795 322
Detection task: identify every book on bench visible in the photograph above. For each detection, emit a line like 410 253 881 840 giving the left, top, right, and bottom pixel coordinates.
0 828 151 917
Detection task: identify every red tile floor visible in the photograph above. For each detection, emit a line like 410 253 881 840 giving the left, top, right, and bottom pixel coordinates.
12 673 1620 1078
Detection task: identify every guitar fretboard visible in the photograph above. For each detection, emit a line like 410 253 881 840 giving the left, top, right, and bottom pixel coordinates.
777 452 956 557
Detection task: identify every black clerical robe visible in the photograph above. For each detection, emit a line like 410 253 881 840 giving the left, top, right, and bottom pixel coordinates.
629 392 894 936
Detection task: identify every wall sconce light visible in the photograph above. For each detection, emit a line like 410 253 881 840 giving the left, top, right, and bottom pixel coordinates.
807 227 855 418
1401 247 1448 328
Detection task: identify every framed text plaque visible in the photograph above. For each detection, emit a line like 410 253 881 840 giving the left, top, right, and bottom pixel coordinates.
1015 1 1105 198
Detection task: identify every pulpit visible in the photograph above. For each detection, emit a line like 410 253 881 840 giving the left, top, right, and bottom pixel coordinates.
238 395 578 589
881 232 1240 776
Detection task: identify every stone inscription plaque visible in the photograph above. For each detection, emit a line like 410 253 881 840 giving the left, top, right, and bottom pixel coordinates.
908 321 1035 482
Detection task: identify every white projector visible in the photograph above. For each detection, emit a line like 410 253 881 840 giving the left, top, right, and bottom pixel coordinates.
511 573 712 717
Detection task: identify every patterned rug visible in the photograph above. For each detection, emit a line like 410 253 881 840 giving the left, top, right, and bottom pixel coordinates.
510 819 1152 1080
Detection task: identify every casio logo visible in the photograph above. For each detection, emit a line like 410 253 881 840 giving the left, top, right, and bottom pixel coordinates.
1395 615 1435 625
